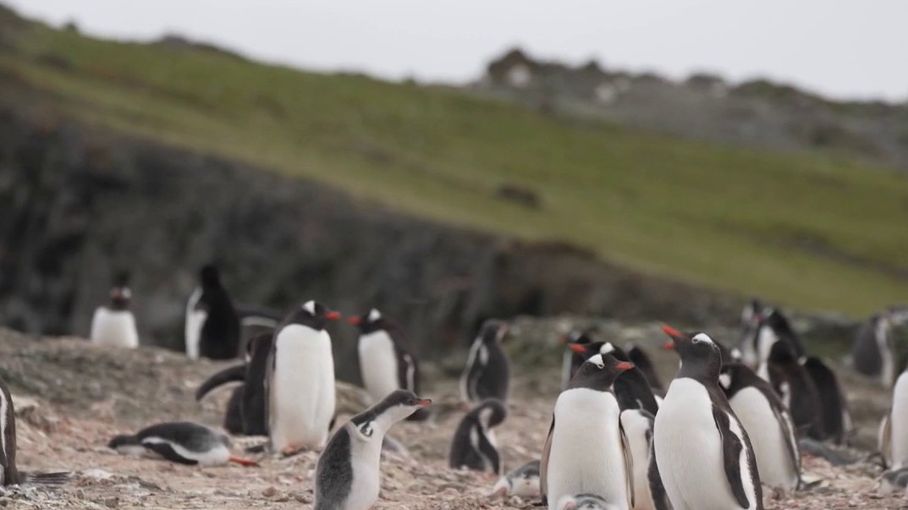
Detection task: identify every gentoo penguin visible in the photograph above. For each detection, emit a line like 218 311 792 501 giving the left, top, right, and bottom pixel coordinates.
765 341 826 440
626 344 664 394
802 356 852 444
880 368 908 469
491 460 541 499
540 353 635 510
720 363 800 490
185 265 241 360
349 308 427 421
0 377 68 486
314 390 431 510
556 494 622 510
195 333 273 436
90 271 139 349
751 309 806 376
461 319 510 405
449 399 507 474
569 342 659 415
560 328 596 390
108 421 257 466
852 308 908 387
267 300 340 454
655 325 763 510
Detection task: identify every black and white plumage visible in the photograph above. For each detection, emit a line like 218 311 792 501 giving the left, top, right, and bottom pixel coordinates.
449 399 507 474
266 300 340 454
880 369 908 469
560 329 597 390
555 493 623 510
802 356 852 445
541 353 636 510
749 309 806 376
108 421 256 466
460 320 510 405
569 342 660 415
765 341 826 441
349 308 427 421
851 308 908 387
185 265 241 360
90 271 139 349
491 459 541 499
655 326 763 510
314 390 431 510
626 344 664 395
720 362 800 490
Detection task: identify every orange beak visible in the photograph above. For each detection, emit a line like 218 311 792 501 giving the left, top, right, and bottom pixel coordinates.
416 398 432 408
568 343 588 354
325 311 342 321
347 316 362 326
662 341 675 350
616 361 635 372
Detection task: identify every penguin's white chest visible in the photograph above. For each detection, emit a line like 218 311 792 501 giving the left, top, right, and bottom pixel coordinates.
546 388 628 510
890 372 908 468
729 387 798 490
270 325 336 450
90 308 139 348
619 409 656 510
185 288 205 360
345 429 384 510
358 331 400 402
655 378 754 510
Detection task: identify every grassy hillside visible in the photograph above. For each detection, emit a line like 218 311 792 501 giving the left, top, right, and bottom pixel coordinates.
2 10 906 316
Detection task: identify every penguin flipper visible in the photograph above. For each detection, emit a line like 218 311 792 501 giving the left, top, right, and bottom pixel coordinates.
539 416 554 505
711 405 754 509
475 424 502 474
140 441 198 465
195 364 246 401
619 421 635 509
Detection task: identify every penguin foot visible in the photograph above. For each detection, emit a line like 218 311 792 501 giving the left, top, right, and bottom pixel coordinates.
229 456 260 467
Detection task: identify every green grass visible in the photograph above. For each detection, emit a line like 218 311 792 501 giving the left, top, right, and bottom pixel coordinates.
2 15 907 317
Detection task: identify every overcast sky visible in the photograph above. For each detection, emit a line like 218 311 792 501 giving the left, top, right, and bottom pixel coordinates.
7 0 907 102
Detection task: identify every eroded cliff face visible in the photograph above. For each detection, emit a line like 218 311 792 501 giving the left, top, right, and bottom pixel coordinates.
0 107 738 366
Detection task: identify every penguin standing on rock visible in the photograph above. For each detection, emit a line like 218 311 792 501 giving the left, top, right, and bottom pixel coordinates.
267 300 340 454
655 325 763 510
108 421 257 466
461 320 510 405
314 390 431 510
720 363 800 491
90 271 139 349
185 265 241 360
449 399 507 474
541 353 635 510
349 308 428 421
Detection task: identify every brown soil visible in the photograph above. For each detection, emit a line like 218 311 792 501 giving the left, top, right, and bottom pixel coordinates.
0 327 905 509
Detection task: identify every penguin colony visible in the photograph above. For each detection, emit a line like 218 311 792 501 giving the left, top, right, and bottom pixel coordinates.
0 262 901 509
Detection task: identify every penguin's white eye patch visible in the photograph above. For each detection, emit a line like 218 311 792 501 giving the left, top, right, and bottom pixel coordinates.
719 373 732 389
586 353 605 369
692 333 714 345
368 309 381 322
302 300 316 314
601 343 615 354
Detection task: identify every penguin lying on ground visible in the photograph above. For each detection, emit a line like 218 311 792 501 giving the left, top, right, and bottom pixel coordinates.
314 390 431 510
556 493 622 510
656 325 763 510
195 333 274 436
267 300 340 454
0 376 69 486
461 319 510 405
490 460 540 499
449 399 507 474
185 265 241 360
349 308 429 421
541 353 635 510
90 271 139 349
108 421 257 466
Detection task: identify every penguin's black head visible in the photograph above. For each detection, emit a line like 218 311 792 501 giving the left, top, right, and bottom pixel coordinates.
768 339 798 366
661 325 723 380
108 285 132 310
107 434 138 449
200 264 221 288
478 319 509 344
471 399 507 428
352 389 432 433
559 327 595 346
567 353 634 391
113 270 131 287
567 340 628 362
347 308 388 334
291 300 341 331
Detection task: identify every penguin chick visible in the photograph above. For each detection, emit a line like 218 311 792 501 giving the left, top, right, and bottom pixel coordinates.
490 460 540 498
314 390 431 510
461 319 510 405
90 271 139 349
449 399 507 474
556 494 622 510
108 421 257 466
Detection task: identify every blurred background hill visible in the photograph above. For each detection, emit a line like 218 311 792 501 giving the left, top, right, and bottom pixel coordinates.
1 4 906 357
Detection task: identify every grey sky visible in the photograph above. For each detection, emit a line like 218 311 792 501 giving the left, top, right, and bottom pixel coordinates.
7 0 907 102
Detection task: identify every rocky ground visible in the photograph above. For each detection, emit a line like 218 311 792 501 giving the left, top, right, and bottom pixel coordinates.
0 324 905 509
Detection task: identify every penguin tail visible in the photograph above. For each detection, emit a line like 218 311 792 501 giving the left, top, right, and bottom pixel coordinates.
228 456 259 467
21 471 70 486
